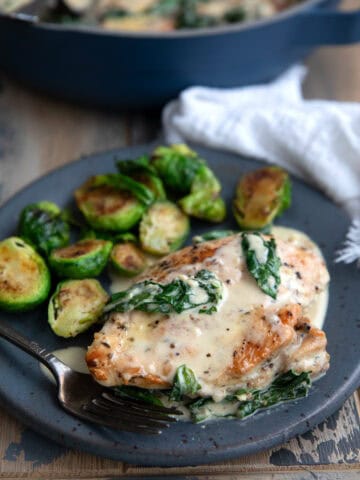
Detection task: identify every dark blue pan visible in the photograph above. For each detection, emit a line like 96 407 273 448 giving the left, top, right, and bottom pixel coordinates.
0 0 359 108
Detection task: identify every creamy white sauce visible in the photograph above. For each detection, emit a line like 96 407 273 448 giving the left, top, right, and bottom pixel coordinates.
99 226 329 403
247 233 268 264
40 346 88 383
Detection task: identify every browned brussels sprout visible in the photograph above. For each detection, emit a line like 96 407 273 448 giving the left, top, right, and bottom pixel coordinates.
74 175 145 231
139 201 190 255
0 237 51 312
233 166 291 230
110 242 146 277
48 279 108 338
49 239 112 279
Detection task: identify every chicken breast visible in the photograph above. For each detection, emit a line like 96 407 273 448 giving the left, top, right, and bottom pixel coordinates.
86 228 330 401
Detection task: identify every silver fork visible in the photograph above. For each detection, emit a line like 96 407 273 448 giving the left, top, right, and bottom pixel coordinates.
0 322 181 434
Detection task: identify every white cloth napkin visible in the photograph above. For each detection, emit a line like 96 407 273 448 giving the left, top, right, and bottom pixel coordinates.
163 65 360 267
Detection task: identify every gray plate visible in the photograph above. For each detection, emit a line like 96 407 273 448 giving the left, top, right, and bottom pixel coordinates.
0 144 359 467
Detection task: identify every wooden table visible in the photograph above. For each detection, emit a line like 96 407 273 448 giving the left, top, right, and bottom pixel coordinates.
0 7 360 477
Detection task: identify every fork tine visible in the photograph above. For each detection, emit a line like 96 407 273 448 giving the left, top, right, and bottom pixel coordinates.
78 408 164 434
102 391 183 415
91 397 179 422
82 402 172 430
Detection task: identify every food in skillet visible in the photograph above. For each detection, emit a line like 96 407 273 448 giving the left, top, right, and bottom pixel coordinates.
1 0 302 31
86 229 330 421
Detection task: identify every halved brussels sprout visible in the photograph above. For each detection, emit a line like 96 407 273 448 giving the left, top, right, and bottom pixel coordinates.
151 144 204 194
19 201 70 256
48 279 108 338
233 166 291 230
179 165 226 222
139 201 190 255
110 242 146 276
0 237 51 312
49 239 112 279
75 175 145 231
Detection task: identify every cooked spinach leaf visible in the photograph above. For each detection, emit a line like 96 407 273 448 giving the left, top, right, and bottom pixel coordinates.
189 370 311 422
114 385 164 406
241 232 281 299
234 370 311 419
105 269 223 315
169 365 201 401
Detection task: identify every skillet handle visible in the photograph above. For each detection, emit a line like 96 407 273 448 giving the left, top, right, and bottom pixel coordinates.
293 9 360 45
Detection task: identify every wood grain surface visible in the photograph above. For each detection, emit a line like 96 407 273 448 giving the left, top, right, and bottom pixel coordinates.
0 3 360 476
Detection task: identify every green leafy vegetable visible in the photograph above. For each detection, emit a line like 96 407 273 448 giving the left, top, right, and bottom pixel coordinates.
192 230 236 244
189 371 311 422
114 386 164 406
169 365 201 401
235 371 311 419
104 269 223 315
241 232 281 299
151 144 204 194
19 201 70 256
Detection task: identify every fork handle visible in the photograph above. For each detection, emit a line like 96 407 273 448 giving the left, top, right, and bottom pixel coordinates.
0 322 70 381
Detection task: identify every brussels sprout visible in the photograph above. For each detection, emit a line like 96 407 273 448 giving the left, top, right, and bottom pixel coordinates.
48 279 108 338
110 242 146 276
19 201 70 256
151 144 204 194
180 191 226 223
139 201 189 255
0 237 51 312
179 166 226 222
49 239 112 279
233 166 291 230
117 156 166 201
75 175 145 231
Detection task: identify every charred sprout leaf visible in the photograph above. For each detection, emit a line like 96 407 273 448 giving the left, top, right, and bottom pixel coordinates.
48 279 109 338
0 237 51 312
19 201 70 256
110 242 146 277
151 144 204 194
188 371 311 423
241 232 281 299
139 201 189 256
104 269 223 315
233 166 291 230
114 386 164 406
169 365 201 401
192 230 236 244
234 371 311 419
49 239 112 279
75 175 144 231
